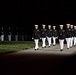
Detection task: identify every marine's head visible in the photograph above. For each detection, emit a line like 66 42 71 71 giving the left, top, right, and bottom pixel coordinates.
42 24 46 29
70 25 73 29
60 25 63 29
74 26 76 29
35 25 38 29
66 24 70 28
53 26 56 30
48 25 51 29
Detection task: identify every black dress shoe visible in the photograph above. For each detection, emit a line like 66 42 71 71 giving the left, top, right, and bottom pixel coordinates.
67 48 69 49
35 49 37 51
48 46 50 48
42 47 44 48
37 48 39 50
53 45 55 46
44 46 46 48
60 49 63 51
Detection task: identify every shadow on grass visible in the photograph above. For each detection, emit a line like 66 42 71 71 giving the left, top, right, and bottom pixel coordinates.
0 50 15 55
0 48 30 55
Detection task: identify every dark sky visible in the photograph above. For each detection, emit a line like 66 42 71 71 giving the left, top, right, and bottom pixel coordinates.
0 0 76 27
0 0 76 41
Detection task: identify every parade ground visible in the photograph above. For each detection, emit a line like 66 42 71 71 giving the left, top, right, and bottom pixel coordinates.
1 0 76 75
6 44 76 55
0 43 76 75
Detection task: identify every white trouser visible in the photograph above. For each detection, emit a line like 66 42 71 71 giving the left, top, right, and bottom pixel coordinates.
74 37 76 46
53 37 56 45
59 39 64 50
47 37 52 46
8 35 11 41
15 35 18 41
1 35 4 41
70 37 74 47
34 39 39 49
66 38 71 48
42 38 46 47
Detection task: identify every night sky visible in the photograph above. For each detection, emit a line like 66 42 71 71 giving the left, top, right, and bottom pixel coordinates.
0 0 76 40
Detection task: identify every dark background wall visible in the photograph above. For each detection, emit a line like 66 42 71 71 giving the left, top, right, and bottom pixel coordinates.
0 0 76 41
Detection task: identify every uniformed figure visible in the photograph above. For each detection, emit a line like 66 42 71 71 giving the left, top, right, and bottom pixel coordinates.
70 25 74 48
52 26 58 46
32 25 40 50
1 27 4 41
21 27 25 41
41 24 47 48
65 24 71 49
58 25 65 51
15 27 18 41
8 27 11 41
73 26 76 46
47 25 52 47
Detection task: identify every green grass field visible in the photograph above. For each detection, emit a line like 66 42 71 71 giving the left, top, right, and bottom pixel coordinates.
0 41 37 54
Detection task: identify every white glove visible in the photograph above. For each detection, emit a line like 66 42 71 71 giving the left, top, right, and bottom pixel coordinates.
40 38 41 39
56 37 58 39
32 38 34 40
